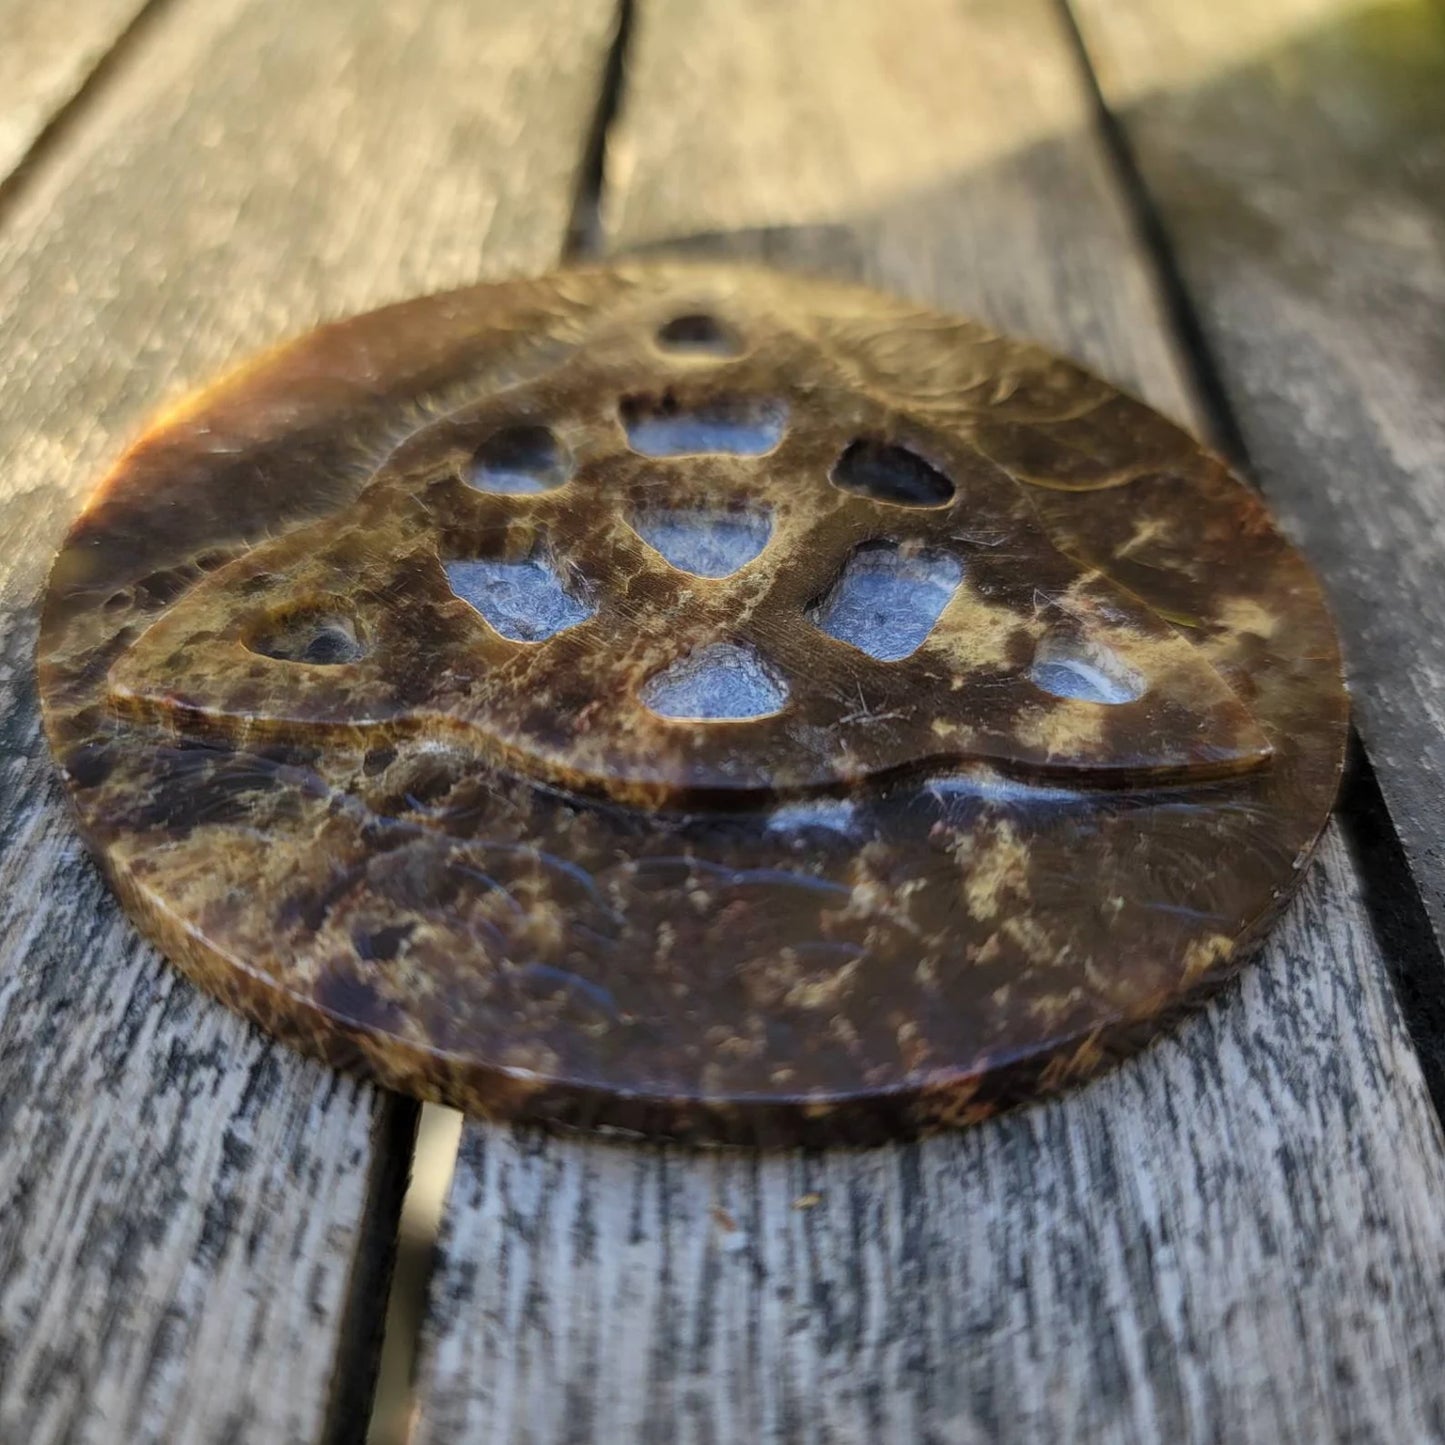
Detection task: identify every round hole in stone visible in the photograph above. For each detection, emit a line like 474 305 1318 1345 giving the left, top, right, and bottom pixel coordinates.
831 438 955 508
642 641 788 721
630 505 773 577
248 607 365 665
1028 632 1145 705
468 423 572 495
807 540 963 661
621 394 787 457
654 312 743 357
444 553 594 642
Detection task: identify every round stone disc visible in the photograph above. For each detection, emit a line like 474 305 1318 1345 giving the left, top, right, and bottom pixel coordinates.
39 264 1347 1145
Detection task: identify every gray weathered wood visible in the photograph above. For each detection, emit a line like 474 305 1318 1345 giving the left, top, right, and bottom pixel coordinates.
0 0 617 1441
1069 0 1445 967
0 0 153 188
414 2 1445 1440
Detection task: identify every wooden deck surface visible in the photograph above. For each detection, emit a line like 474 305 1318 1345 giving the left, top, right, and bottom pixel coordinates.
1 1 1442 1441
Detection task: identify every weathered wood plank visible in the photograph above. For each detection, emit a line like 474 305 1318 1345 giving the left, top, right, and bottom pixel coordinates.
414 2 1445 1440
0 0 152 188
1069 0 1445 968
0 0 617 1441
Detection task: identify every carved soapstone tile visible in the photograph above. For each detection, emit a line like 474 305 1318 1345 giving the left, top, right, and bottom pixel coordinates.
39 265 1347 1144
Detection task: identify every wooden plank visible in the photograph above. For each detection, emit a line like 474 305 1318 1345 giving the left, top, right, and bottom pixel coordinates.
0 1 618 1442
413 2 1445 1440
0 0 152 187
1068 0 1445 966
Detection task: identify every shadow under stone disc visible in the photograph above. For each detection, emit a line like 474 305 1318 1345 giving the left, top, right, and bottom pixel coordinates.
38 263 1348 1145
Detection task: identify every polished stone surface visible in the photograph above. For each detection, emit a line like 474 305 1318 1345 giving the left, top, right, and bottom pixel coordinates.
38 264 1347 1143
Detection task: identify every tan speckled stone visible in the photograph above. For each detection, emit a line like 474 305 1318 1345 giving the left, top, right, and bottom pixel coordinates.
38 264 1347 1144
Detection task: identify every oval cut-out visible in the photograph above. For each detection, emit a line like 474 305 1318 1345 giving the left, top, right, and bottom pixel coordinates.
631 506 772 577
445 555 593 642
807 542 963 661
247 608 364 665
831 438 955 507
468 424 572 494
1029 631 1145 704
655 313 742 356
621 395 786 457
642 642 787 720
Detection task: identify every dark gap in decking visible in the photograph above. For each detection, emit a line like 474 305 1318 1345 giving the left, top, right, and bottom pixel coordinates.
0 0 179 234
360 1105 465 1445
359 8 640 1439
1339 739 1445 1122
1051 0 1249 469
1053 0 1445 1123
323 1097 422 1445
565 0 636 260
0 1 438 1437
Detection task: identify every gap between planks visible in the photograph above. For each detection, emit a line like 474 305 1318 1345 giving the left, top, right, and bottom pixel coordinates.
1055 0 1445 1127
0 0 165 212
362 4 636 1435
1064 0 1445 1113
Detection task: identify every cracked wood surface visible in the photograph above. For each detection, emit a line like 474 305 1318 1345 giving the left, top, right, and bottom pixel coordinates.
0 0 616 1441
412 2 1445 1441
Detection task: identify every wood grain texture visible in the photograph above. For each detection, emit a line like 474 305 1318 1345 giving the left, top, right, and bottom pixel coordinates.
1068 0 1445 962
0 0 153 187
414 2 1445 1439
0 0 617 1441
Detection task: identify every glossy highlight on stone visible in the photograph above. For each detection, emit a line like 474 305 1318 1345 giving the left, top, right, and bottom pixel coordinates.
37 264 1348 1145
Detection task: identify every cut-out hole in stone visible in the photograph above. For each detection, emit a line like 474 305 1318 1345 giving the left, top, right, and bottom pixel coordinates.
831 439 955 507
642 642 788 721
631 506 773 577
807 542 963 661
654 313 742 357
445 554 593 642
1029 631 1145 705
248 608 365 665
468 424 572 494
620 394 786 457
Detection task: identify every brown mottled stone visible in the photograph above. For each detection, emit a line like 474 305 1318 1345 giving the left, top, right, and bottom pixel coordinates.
37 263 1347 1145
